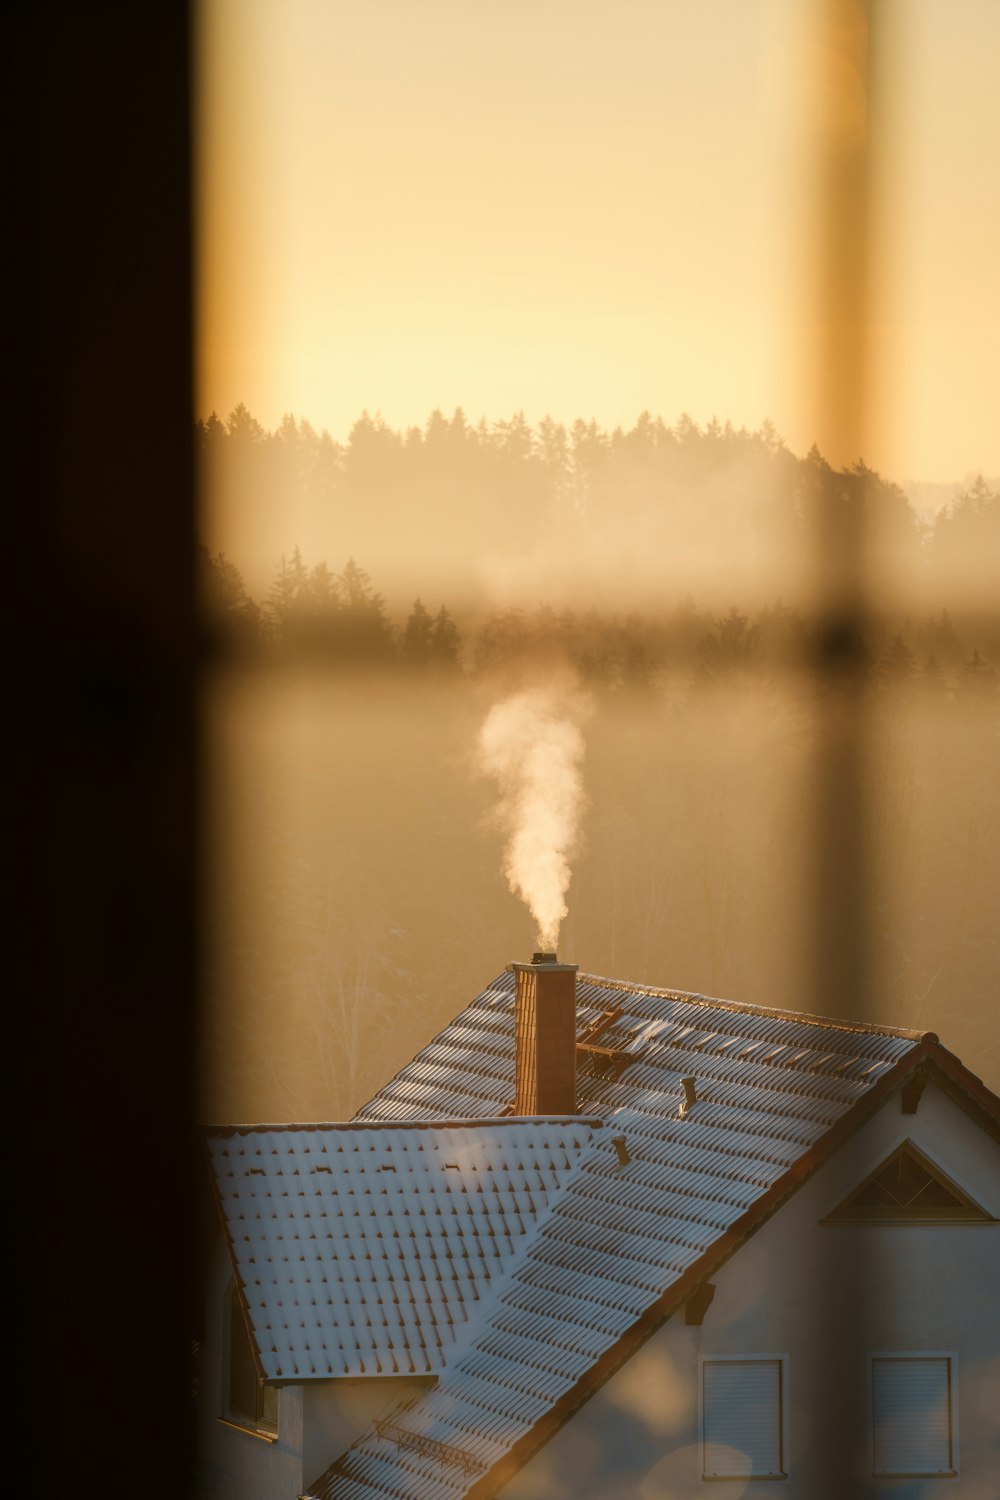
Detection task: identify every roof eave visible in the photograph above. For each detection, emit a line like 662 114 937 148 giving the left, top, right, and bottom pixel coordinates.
920 1044 1000 1143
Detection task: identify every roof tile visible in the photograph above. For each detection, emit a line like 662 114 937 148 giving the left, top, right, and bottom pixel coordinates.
206 1117 600 1381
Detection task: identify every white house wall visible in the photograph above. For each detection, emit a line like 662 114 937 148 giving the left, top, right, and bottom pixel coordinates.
504 1079 1000 1500
301 1376 439 1483
196 1235 306 1500
197 1234 436 1499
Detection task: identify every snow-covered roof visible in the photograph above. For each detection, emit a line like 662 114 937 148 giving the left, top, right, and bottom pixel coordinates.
304 968 963 1498
204 1117 601 1380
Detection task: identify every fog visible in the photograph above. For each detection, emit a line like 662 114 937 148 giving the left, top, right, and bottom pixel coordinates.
200 632 998 1122
198 407 1000 617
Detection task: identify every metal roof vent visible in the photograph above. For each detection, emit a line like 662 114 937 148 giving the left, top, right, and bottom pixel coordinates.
611 1133 630 1166
680 1076 698 1119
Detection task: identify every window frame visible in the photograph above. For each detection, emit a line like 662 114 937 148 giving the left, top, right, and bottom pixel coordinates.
698 1353 790 1482
869 1351 959 1479
222 1280 280 1441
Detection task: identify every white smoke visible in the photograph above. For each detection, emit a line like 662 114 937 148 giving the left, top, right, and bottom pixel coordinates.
477 687 588 952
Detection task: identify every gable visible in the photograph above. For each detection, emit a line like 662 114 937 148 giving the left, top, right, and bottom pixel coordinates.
502 1078 1000 1500
822 1138 994 1224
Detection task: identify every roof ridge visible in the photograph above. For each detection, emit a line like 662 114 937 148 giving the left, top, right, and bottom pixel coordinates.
204 1115 603 1137
577 971 935 1041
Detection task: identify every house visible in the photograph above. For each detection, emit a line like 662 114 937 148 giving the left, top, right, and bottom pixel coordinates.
198 957 1000 1498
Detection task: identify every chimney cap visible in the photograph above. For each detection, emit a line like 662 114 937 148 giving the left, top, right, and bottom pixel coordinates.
510 956 578 974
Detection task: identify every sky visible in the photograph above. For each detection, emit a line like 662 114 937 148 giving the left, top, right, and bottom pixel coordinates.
196 0 1000 484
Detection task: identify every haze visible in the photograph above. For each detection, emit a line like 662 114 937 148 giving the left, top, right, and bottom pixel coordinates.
197 0 999 485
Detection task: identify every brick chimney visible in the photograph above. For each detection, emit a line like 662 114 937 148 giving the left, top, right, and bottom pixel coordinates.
511 953 579 1115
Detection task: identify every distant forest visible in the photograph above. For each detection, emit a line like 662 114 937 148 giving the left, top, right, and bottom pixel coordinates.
199 405 999 693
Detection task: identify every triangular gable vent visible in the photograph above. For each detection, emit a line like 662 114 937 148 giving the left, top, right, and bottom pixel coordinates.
823 1140 994 1224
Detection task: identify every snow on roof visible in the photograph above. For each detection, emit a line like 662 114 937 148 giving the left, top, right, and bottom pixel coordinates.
205 1117 602 1381
305 969 932 1497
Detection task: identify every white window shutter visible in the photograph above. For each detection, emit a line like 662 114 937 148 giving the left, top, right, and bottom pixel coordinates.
872 1357 954 1475
703 1359 784 1477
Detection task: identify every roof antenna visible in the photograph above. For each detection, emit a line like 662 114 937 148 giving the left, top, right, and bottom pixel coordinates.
680 1076 698 1119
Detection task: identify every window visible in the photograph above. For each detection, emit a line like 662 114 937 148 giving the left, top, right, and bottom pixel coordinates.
823 1141 992 1225
871 1355 957 1478
700 1356 787 1480
226 1284 279 1436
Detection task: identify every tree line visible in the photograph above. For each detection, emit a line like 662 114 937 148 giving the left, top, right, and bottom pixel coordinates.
198 405 999 606
201 543 997 698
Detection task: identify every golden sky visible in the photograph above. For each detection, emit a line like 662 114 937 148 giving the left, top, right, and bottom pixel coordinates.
196 0 999 482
